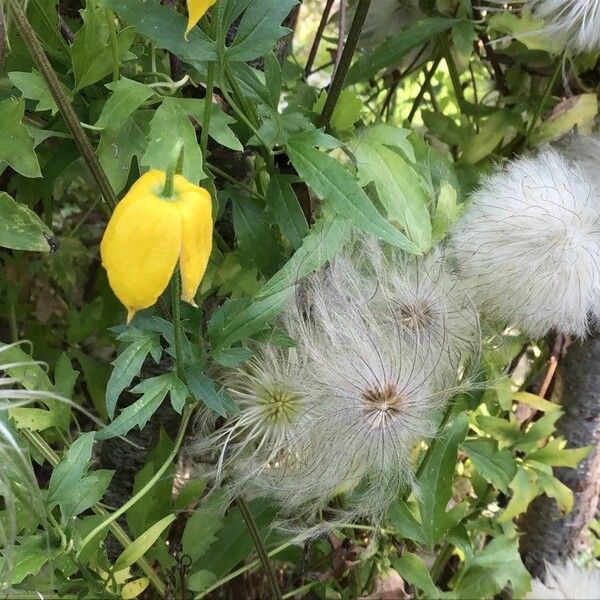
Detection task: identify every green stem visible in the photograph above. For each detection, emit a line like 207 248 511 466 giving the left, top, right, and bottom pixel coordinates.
206 163 265 200
237 497 282 600
8 302 18 342
318 0 371 128
106 10 120 83
171 269 186 382
193 542 292 599
282 582 318 599
22 429 167 597
5 0 117 210
522 51 565 149
200 14 217 164
162 143 185 198
77 403 194 560
440 33 469 115
414 401 454 481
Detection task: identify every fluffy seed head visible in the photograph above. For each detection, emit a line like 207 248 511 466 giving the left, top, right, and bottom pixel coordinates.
527 561 600 599
449 147 600 338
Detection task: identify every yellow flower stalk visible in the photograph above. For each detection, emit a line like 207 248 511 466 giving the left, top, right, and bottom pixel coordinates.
100 170 213 322
186 0 217 35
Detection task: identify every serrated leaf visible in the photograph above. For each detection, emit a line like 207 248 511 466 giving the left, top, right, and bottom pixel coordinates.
232 195 284 277
105 330 161 419
453 536 531 599
97 373 178 440
0 192 51 251
182 493 225 562
114 514 175 571
266 174 309 250
0 537 60 585
349 124 431 251
499 467 540 523
71 0 135 91
462 438 517 494
527 438 592 468
0 99 42 178
96 78 155 130
8 70 65 114
534 467 574 512
418 413 469 547
108 0 216 65
286 136 419 253
142 98 204 184
347 17 456 84
185 367 237 417
225 0 298 62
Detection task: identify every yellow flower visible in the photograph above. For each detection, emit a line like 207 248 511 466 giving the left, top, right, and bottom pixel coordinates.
186 0 217 35
100 170 213 322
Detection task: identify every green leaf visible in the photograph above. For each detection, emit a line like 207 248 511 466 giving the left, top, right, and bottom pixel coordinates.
97 373 178 440
286 135 419 253
432 180 461 241
0 536 60 585
518 411 562 452
114 514 175 571
225 0 298 62
95 77 155 130
476 415 521 448
533 467 574 512
527 438 593 468
0 342 53 391
122 578 150 599
498 466 540 524
182 493 226 562
127 430 175 537
105 329 162 419
97 112 148 193
47 432 114 522
418 413 469 547
393 553 440 599
453 536 531 599
387 500 427 546
107 0 216 66
460 111 519 165
185 367 237 417
71 0 135 90
347 17 456 84
0 192 51 251
349 124 431 251
462 438 517 494
0 99 42 177
266 174 309 250
313 89 363 132
142 98 204 184
8 69 67 114
232 195 284 277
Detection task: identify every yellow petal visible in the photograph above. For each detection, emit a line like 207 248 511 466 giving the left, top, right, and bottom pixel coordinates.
186 0 217 35
100 171 182 320
176 186 213 305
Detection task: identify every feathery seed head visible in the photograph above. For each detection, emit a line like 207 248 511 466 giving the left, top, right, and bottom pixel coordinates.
449 148 600 338
527 561 600 599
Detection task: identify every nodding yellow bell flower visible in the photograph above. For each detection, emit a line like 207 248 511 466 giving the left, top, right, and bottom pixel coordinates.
100 170 213 323
186 0 217 35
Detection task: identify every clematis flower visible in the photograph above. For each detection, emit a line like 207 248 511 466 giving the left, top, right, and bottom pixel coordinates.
100 170 213 322
186 0 217 35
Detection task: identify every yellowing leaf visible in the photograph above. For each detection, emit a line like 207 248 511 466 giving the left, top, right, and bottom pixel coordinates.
532 95 598 145
186 0 216 35
513 391 560 413
122 578 149 599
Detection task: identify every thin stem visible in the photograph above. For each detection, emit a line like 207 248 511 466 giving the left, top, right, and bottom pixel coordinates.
77 404 194 559
440 33 468 115
6 0 117 210
193 542 292 599
522 51 565 149
414 401 454 481
407 55 442 123
22 429 167 597
162 144 185 198
206 163 265 200
106 10 120 83
335 0 346 72
171 269 186 382
318 0 371 128
304 0 335 78
8 302 18 342
237 497 282 600
200 15 217 164
282 582 318 599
